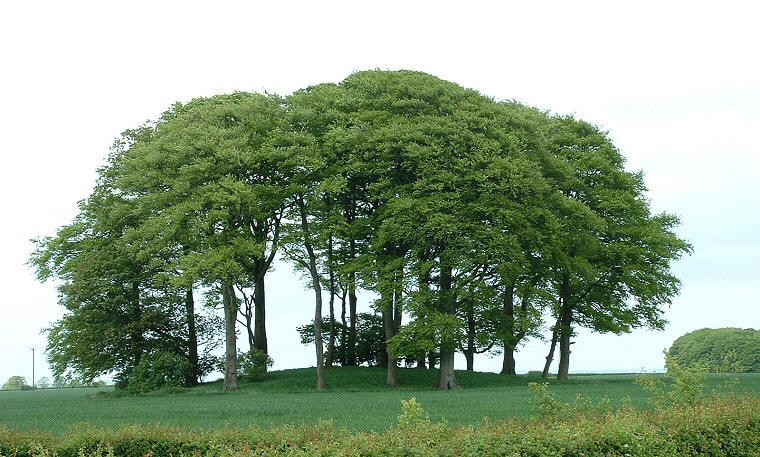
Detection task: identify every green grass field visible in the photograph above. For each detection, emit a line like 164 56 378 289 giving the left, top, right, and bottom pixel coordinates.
2 367 759 436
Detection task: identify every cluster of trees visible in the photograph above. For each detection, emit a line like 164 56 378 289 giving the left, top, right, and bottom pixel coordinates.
30 70 690 391
669 328 760 373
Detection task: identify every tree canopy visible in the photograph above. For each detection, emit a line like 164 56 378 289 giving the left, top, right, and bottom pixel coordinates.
669 328 760 373
2 376 28 390
30 70 690 391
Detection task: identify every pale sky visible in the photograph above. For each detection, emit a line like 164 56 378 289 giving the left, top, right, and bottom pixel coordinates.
1 1 758 385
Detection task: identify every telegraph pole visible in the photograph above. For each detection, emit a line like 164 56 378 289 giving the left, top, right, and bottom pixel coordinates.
31 347 35 389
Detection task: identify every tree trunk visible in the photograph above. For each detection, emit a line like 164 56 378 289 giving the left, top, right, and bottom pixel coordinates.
185 287 199 386
253 266 267 357
465 301 476 371
542 319 559 378
464 350 474 371
502 345 516 375
298 196 326 390
437 349 459 389
312 275 326 390
326 237 336 368
222 284 238 391
437 252 459 389
382 257 404 386
557 277 573 381
428 352 437 369
327 289 336 368
383 297 400 386
340 290 348 366
347 264 358 365
501 285 516 375
243 295 255 349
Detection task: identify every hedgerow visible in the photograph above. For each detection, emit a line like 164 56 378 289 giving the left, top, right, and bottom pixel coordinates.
1 395 759 456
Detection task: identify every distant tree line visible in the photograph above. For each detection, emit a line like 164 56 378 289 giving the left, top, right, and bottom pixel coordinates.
1 375 106 390
30 70 691 391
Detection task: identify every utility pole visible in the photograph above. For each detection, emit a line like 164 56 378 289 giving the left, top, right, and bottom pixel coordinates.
31 347 35 389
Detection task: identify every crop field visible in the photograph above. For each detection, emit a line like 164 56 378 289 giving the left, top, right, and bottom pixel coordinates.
1 367 759 436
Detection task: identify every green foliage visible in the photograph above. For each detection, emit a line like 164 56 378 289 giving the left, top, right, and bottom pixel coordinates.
236 348 273 381
528 381 569 417
529 382 617 422
397 397 431 429
636 352 706 408
31 69 691 392
297 312 385 366
669 327 760 373
124 351 192 394
2 376 27 390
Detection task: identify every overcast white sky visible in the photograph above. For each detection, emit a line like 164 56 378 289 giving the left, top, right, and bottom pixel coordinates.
1 1 758 385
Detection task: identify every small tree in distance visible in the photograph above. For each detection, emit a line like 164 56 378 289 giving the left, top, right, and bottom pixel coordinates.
3 376 28 390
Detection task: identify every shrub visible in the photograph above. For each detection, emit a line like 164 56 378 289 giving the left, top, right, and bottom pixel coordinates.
636 351 706 408
126 351 192 394
236 348 274 381
397 397 430 429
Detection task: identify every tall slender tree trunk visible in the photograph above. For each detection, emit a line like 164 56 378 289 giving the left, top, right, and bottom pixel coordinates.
222 283 238 391
382 256 404 386
298 196 326 390
340 290 348 366
465 301 476 371
243 296 255 349
347 248 358 366
311 274 326 390
253 264 267 356
326 237 337 368
327 289 336 368
542 319 559 378
185 287 199 386
557 277 573 381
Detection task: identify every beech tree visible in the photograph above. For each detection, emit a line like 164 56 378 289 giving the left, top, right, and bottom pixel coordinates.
29 169 211 386
541 116 692 380
116 93 292 390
